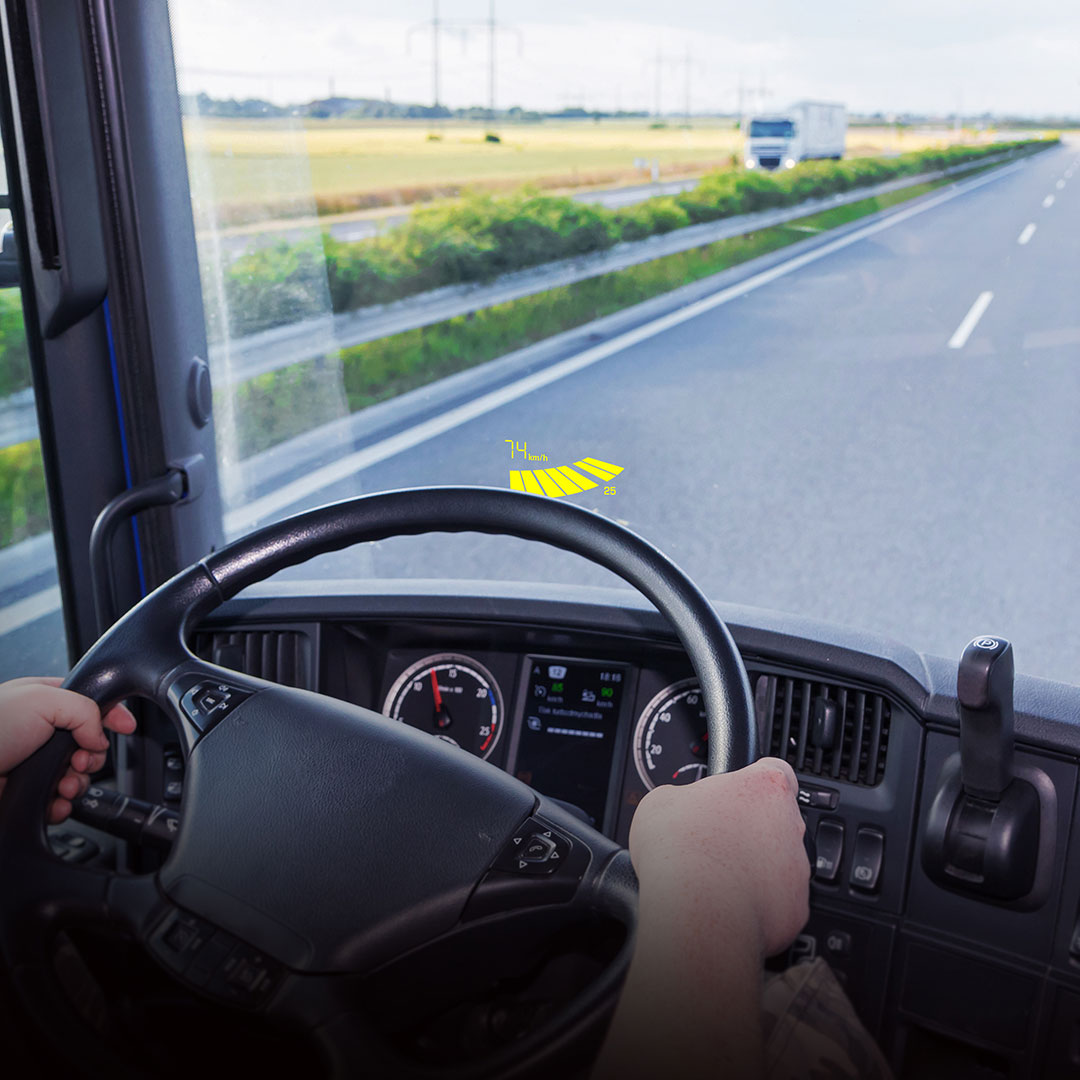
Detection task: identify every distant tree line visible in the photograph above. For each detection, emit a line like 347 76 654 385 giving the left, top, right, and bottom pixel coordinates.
180 91 649 122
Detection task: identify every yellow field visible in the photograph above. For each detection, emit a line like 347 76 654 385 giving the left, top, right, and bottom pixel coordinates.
183 117 993 223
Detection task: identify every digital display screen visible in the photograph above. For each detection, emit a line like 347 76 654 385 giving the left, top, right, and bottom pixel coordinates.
513 658 626 828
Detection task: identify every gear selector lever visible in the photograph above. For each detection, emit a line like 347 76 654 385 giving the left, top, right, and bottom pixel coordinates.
922 636 1042 903
958 636 1015 800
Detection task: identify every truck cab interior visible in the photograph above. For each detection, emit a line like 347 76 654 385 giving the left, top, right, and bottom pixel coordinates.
1 3 1079 1079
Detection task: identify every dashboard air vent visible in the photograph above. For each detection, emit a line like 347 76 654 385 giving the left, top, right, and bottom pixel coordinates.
191 629 313 690
751 672 890 786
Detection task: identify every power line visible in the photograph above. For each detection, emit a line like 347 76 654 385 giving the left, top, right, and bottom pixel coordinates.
646 46 698 119
408 0 520 119
734 74 773 119
407 0 445 108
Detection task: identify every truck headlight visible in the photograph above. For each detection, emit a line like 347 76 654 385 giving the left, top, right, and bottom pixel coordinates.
745 158 756 169
784 158 796 169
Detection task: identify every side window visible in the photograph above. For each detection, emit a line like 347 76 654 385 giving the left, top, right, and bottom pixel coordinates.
0 138 66 679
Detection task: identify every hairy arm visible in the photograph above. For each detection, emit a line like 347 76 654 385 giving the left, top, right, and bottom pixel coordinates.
592 758 810 1080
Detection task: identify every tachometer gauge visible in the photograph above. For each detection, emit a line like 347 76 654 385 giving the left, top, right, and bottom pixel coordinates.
633 679 708 789
382 654 504 760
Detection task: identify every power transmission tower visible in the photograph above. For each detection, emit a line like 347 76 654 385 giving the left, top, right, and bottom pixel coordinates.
470 0 521 121
755 74 773 114
415 1 519 122
681 45 704 122
407 0 444 109
646 47 680 118
487 0 496 120
734 74 773 119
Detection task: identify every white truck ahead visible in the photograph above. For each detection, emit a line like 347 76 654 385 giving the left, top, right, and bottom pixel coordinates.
744 101 847 171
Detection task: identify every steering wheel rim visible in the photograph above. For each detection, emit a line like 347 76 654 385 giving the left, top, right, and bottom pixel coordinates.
0 486 757 1078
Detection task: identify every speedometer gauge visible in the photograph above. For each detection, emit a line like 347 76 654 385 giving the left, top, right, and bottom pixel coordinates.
382 653 504 760
633 678 708 789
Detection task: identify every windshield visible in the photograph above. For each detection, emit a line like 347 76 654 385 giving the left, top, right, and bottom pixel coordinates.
749 119 794 138
159 1 1079 685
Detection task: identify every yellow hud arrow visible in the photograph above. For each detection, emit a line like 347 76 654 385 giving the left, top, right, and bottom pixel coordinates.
509 458 623 498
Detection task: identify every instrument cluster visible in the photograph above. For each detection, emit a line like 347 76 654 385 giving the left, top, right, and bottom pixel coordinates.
376 647 704 843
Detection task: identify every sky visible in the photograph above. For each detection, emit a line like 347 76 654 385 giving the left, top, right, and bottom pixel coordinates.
168 0 1080 118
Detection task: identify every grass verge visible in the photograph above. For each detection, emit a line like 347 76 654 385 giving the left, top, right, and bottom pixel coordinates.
0 440 49 547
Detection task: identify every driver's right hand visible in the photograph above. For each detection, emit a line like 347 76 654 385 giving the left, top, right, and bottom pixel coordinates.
627 757 810 958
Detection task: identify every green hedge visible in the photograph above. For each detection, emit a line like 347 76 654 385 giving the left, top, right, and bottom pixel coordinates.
0 290 30 396
221 139 1054 337
0 439 48 546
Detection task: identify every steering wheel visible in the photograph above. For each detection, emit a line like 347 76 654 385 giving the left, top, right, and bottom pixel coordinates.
0 487 755 1078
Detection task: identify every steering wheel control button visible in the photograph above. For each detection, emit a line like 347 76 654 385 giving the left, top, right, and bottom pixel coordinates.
849 827 885 892
468 817 589 920
813 819 845 883
152 912 215 975
164 918 202 955
494 818 571 875
196 687 227 711
150 910 280 1006
180 681 252 732
522 834 556 863
207 943 282 1007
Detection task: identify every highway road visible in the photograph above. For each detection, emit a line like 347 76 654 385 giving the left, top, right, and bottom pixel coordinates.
4 141 1078 687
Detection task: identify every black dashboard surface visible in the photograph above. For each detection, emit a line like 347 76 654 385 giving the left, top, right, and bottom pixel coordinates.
176 579 1080 1078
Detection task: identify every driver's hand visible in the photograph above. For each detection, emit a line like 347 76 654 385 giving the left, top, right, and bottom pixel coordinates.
628 756 810 958
0 677 137 824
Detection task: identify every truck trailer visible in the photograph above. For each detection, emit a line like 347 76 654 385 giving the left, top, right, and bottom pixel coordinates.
744 101 847 170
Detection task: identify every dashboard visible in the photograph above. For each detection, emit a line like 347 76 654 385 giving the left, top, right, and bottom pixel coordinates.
73 578 1080 1079
186 589 918 870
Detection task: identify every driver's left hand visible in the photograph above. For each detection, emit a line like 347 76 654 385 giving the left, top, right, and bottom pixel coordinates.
0 677 137 824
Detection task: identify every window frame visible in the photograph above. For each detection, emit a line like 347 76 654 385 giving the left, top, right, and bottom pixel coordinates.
0 0 224 662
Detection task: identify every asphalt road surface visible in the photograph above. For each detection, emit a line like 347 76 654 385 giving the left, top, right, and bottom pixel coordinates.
5 141 1079 686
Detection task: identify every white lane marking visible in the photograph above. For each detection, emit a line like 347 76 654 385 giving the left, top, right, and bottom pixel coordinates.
226 160 1025 535
948 291 994 350
1043 194 1055 208
1017 223 1037 245
0 585 61 634
1056 179 1065 190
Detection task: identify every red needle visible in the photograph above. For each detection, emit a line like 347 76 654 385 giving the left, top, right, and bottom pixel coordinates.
430 669 444 710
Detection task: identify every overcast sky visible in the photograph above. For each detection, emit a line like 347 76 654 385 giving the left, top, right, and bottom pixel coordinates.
169 0 1080 117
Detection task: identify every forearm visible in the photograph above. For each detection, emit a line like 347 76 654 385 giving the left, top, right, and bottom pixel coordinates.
592 870 766 1080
